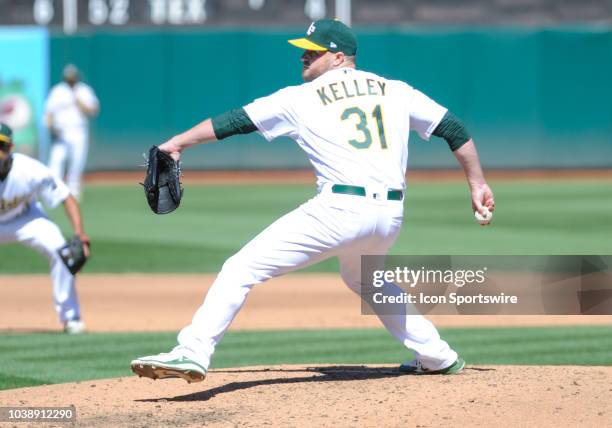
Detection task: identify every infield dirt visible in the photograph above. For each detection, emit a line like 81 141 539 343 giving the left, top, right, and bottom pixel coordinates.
84 168 612 185
2 274 612 332
2 274 611 427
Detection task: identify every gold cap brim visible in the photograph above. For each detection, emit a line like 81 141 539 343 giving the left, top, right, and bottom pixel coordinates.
288 38 328 51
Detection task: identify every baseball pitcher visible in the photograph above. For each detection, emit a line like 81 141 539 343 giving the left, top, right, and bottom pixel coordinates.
132 19 495 382
0 123 90 333
45 64 99 200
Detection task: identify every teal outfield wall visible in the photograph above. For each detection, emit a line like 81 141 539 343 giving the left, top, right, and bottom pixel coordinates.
50 27 612 170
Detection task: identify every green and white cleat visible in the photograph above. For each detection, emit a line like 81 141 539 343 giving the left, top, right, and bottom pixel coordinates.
63 319 86 334
131 351 207 383
399 357 465 375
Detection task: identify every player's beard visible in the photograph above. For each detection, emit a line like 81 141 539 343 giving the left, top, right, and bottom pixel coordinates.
302 65 313 82
302 64 320 82
0 154 13 181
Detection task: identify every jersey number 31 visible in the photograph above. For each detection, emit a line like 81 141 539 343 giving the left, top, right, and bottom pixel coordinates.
341 105 387 150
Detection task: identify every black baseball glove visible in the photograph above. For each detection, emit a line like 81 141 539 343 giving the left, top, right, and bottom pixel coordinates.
58 235 89 275
142 145 183 214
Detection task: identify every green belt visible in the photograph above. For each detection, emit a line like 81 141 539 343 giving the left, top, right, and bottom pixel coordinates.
331 184 403 201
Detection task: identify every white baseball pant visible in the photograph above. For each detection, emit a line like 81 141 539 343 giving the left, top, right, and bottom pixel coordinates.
0 204 81 322
48 128 88 200
177 185 458 371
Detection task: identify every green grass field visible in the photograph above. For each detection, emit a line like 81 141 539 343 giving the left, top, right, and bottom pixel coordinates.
1 180 611 391
2 180 611 273
2 325 612 390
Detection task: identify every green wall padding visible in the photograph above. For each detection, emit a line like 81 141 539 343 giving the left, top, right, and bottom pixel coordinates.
50 27 612 170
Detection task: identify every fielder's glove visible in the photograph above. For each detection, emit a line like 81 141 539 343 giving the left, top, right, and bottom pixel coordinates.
142 145 183 214
58 235 89 275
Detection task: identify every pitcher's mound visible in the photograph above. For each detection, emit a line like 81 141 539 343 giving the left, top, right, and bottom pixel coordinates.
2 365 610 427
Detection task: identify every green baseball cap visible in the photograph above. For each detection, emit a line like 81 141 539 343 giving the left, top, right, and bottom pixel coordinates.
288 19 357 56
0 123 13 145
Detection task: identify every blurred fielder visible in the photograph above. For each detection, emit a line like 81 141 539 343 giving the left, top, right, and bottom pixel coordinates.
132 19 495 382
45 64 99 200
0 123 90 333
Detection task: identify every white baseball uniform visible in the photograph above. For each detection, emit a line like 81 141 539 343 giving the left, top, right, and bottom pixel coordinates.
45 81 99 200
0 153 81 323
175 68 459 371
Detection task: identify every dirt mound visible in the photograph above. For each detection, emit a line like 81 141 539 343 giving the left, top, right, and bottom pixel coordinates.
1 365 610 427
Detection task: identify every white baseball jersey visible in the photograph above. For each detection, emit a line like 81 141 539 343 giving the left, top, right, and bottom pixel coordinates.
0 153 70 223
176 67 459 372
45 82 98 200
244 68 447 191
0 153 80 324
45 82 99 133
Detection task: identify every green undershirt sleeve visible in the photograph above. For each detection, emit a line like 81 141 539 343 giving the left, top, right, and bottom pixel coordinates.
212 108 258 140
432 111 471 151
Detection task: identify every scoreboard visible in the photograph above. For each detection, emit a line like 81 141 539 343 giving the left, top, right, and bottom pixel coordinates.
0 0 347 31
0 0 603 31
2 0 208 28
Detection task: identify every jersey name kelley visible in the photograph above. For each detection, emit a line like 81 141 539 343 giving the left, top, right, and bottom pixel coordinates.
317 78 387 106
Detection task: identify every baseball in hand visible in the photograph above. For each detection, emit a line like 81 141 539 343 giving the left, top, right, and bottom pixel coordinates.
474 207 493 225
